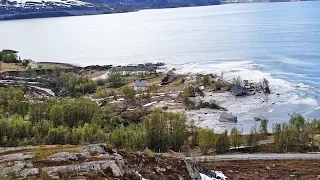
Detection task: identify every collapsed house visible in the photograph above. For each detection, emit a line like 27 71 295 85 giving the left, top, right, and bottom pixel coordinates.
161 70 177 85
232 79 270 96
231 85 248 96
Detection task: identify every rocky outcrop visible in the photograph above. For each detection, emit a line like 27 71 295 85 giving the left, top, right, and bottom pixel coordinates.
0 144 202 179
0 152 35 163
48 152 78 162
42 160 122 177
185 159 201 180
40 144 125 178
20 168 40 178
0 161 39 178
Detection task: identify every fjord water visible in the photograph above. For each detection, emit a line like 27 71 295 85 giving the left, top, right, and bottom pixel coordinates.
1 1 319 127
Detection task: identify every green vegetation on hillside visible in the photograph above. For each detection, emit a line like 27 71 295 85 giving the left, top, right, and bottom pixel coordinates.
63 73 97 96
274 114 320 152
0 52 19 63
0 85 319 154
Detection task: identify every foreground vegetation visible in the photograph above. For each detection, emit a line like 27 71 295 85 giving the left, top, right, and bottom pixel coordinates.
0 84 319 154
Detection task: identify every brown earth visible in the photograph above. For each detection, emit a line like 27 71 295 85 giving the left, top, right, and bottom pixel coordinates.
0 62 24 72
122 152 190 180
199 159 320 180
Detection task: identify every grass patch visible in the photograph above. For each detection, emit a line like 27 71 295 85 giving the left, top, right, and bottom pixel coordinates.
147 74 166 85
31 145 82 161
0 63 25 72
37 62 76 69
0 148 33 157
86 71 106 79
37 64 58 70
157 75 187 92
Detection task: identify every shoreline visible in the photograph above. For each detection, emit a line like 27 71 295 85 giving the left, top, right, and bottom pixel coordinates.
0 0 311 21
0 9 127 21
0 2 220 21
1 60 319 133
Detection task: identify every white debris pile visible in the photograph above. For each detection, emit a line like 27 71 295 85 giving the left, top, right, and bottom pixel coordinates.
200 170 228 180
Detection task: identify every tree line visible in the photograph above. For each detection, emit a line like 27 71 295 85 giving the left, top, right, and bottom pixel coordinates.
0 52 20 63
274 114 320 152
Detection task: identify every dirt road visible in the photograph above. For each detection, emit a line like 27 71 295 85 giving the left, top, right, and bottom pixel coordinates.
189 153 320 162
199 159 320 180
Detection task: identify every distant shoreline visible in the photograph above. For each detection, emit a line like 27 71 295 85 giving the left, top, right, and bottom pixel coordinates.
0 10 122 21
37 62 80 69
0 0 309 21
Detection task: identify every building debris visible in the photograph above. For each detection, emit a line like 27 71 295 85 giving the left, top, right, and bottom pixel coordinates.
161 69 178 85
219 112 237 123
231 85 248 96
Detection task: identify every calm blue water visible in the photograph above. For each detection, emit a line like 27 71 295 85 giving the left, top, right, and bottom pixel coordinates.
0 1 319 119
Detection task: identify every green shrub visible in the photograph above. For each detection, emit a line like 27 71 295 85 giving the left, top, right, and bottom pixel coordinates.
216 130 230 153
111 124 147 150
198 128 216 154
